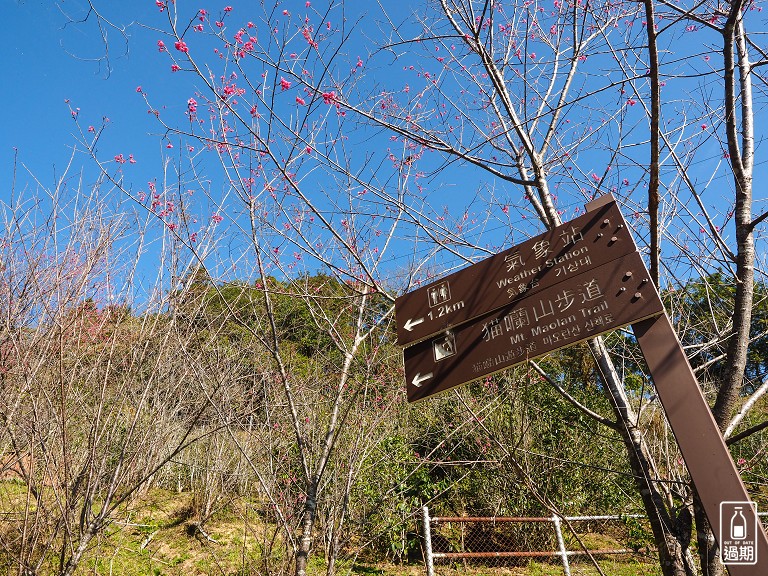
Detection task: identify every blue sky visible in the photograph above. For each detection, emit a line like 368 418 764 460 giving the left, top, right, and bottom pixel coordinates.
4 0 768 301
4 1 413 191
4 1 452 302
6 2 151 183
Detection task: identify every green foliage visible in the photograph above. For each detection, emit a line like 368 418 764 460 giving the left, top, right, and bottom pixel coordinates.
669 271 768 388
175 271 387 364
622 515 655 552
354 433 452 562
6 263 714 573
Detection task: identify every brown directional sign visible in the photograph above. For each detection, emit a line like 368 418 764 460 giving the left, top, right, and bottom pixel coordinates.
404 251 663 402
395 201 636 346
399 193 768 571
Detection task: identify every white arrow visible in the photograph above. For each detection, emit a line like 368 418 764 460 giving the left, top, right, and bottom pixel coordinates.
411 372 433 388
404 317 425 331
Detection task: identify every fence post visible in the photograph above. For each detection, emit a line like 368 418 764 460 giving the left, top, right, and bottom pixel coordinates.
552 515 571 576
422 505 435 576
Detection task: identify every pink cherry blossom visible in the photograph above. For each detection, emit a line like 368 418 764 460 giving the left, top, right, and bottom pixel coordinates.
280 77 292 91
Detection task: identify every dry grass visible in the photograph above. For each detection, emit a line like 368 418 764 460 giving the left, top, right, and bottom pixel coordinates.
0 483 661 575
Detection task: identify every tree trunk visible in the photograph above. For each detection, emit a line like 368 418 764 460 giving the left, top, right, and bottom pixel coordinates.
706 14 755 576
618 422 694 576
60 530 94 576
295 481 319 576
589 339 695 576
694 490 724 576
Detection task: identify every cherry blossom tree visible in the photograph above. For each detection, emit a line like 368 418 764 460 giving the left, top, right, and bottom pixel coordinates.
337 2 768 574
59 3 436 574
0 162 230 575
62 0 768 574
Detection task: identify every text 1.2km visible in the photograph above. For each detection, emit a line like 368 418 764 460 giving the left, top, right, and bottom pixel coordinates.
427 301 465 320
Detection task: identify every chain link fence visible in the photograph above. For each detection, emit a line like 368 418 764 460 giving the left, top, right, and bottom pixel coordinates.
422 506 662 575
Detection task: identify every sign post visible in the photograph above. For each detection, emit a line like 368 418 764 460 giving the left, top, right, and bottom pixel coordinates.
633 314 768 571
395 194 768 574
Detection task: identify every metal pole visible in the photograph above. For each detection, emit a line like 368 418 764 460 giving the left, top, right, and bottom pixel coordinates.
633 314 768 574
423 505 435 576
552 515 571 576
